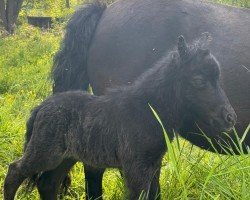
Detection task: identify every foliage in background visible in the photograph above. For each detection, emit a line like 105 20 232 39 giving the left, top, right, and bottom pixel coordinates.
20 0 116 18
214 0 250 7
21 0 82 17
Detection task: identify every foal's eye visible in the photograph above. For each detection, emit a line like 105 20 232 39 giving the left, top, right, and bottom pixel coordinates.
192 76 206 88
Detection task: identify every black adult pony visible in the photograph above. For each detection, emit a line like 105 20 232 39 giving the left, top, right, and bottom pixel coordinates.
53 0 250 148
5 35 237 200
51 0 249 199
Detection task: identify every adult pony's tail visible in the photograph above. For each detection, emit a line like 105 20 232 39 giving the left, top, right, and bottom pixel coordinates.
52 1 106 93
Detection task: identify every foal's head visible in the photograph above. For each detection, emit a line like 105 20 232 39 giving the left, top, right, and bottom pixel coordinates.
175 34 236 133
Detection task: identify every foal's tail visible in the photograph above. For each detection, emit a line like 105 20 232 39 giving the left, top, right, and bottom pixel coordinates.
24 106 41 151
24 105 72 195
52 1 106 93
23 106 42 190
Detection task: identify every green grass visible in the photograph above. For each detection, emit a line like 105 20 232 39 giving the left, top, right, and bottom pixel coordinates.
213 0 250 8
0 0 250 199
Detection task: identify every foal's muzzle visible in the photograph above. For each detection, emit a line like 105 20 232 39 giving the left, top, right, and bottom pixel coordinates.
209 105 237 132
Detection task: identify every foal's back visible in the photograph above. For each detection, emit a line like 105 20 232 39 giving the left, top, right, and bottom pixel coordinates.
28 91 121 167
26 91 95 155
32 91 94 132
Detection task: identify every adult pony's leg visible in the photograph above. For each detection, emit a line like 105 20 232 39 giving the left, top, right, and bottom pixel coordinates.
149 169 161 200
84 165 105 200
37 158 76 200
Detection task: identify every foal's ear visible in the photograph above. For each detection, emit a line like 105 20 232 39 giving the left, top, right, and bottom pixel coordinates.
197 32 213 50
177 35 188 58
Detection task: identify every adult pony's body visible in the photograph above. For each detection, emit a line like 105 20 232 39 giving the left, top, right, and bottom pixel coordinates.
54 0 250 140
87 0 250 133
51 0 250 199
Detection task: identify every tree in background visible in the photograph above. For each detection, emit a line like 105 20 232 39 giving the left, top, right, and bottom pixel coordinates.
0 0 24 33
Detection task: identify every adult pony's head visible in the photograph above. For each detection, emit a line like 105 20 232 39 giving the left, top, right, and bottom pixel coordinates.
174 33 237 135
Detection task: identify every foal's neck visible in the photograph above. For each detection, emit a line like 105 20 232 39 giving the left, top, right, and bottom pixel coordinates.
128 54 184 130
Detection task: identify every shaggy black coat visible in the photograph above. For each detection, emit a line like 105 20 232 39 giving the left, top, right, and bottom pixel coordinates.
4 35 236 200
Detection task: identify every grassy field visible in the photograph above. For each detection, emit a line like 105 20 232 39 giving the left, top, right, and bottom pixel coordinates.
0 0 250 199
214 0 250 7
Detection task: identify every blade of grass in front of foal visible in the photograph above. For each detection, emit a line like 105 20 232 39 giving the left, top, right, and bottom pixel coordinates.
240 124 250 144
148 104 188 199
240 124 250 154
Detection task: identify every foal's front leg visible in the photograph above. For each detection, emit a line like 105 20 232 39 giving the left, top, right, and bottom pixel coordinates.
123 162 161 200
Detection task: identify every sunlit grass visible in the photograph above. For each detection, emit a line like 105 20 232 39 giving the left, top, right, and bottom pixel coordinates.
213 0 250 8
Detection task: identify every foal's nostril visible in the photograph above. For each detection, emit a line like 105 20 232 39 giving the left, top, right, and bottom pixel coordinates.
226 114 234 124
224 113 236 127
221 106 236 127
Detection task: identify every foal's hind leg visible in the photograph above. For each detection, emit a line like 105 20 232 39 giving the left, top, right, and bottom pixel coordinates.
4 146 65 200
4 156 63 200
37 158 76 200
84 165 105 200
4 160 27 200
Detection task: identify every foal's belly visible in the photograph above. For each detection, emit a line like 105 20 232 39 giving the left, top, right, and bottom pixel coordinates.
67 130 122 168
79 150 122 169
